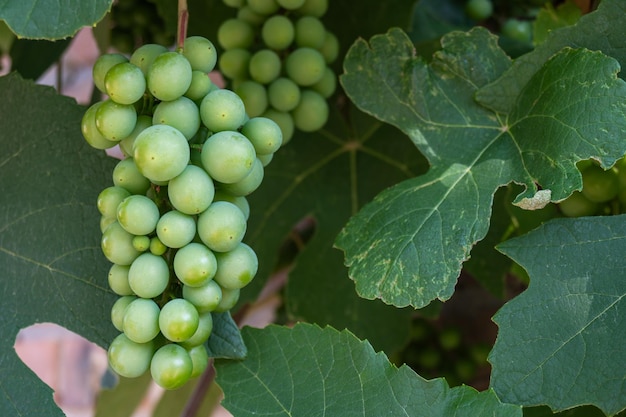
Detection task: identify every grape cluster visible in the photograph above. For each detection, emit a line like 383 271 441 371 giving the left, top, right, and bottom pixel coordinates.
558 158 626 218
217 0 339 143
82 36 282 389
464 0 539 44
109 0 175 53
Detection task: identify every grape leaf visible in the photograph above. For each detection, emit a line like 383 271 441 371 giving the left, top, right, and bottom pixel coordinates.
492 216 626 416
215 323 522 417
10 38 72 80
0 0 112 40
477 0 626 114
336 27 626 308
207 312 246 359
532 1 582 47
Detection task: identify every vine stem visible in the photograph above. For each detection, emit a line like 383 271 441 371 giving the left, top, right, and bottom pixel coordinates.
177 0 189 51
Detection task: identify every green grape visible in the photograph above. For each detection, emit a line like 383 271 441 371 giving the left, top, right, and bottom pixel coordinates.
439 327 462 351
156 210 196 248
197 201 247 252
235 80 268 118
159 298 200 342
168 165 215 215
237 6 266 26
116 195 160 235
268 77 301 112
200 89 247 132
150 236 168 256
262 108 295 144
201 131 256 183
150 344 193 390
186 344 210 378
111 295 137 331
183 280 223 313
112 157 151 195
95 99 137 141
123 298 161 343
501 19 533 43
294 16 326 49
285 47 326 86
108 264 133 296
241 117 283 155
247 0 280 15
291 89 328 132
81 102 119 149
180 312 213 348
183 36 218 73
295 0 328 17
214 287 240 312
185 71 215 102
128 253 170 298
220 157 265 196
101 216 117 233
147 51 193 101
108 333 154 378
102 221 142 265
213 243 258 289
133 124 190 182
319 31 339 63
559 191 598 217
174 242 218 287
465 0 493 21
119 115 152 157
416 347 441 370
97 186 131 219
130 43 169 75
261 15 295 50
218 48 252 80
213 190 250 220
217 18 255 50
105 62 146 105
311 66 336 98
257 153 274 167
93 53 128 93
132 235 151 252
277 0 305 9
249 49 282 84
152 96 201 140
581 164 619 203
223 0 245 7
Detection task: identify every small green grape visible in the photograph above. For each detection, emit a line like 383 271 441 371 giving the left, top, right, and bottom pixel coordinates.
197 201 247 252
81 102 119 149
213 190 251 220
116 195 160 236
465 0 493 21
247 0 281 15
218 48 252 80
201 130 256 183
108 333 154 378
214 287 240 312
261 15 295 50
200 89 247 132
123 298 161 343
130 43 168 75
93 53 128 93
128 253 170 298
285 47 326 86
174 242 218 287
132 235 151 252
119 115 152 157
180 312 213 348
105 62 146 105
319 31 339 64
262 108 295 144
249 49 282 84
147 51 193 101
277 0 305 9
237 6 266 26
559 191 598 217
291 89 329 132
95 99 137 141
97 186 131 219
159 298 200 343
183 280 223 313
294 16 326 49
111 295 137 332
101 221 142 266
108 264 133 296
183 36 218 73
185 71 215 102
187 344 210 378
168 165 215 215
295 0 328 17
501 18 533 43
133 124 190 182
311 66 336 98
220 157 265 196
241 117 283 155
150 236 168 256
112 157 151 195
156 210 196 249
268 77 301 112
152 96 201 140
217 18 255 50
235 80 269 118
581 164 619 203
213 243 258 289
150 343 193 389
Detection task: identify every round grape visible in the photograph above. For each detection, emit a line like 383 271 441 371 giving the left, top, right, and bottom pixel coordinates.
218 48 251 80
311 66 336 98
242 116 283 155
581 164 619 203
108 333 154 378
261 15 295 50
200 89 247 132
235 80 268 118
214 287 240 312
123 298 161 343
247 0 281 15
213 190 250 220
95 99 137 141
111 295 137 331
465 0 493 21
81 102 119 149
116 195 160 236
128 253 170 298
249 49 281 84
214 243 258 289
133 124 190 182
147 51 193 101
150 343 193 389
168 165 215 215
159 298 200 342
319 31 339 63
183 36 218 73
185 71 215 102
105 62 146 105
112 157 151 195
174 242 218 287
277 0 305 9
221 157 265 196
119 115 152 157
97 186 131 219
152 96 201 140
285 47 326 86
102 221 142 266
108 264 133 296
262 108 295 144
292 89 328 132
296 0 328 17
130 43 168 75
156 210 196 249
197 201 247 252
180 312 213 348
217 18 255 50
187 344 209 378
268 77 301 112
183 280 223 313
93 53 128 93
201 130 256 183
294 16 326 49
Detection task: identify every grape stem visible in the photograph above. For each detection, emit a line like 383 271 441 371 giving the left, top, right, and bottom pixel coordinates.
176 0 189 51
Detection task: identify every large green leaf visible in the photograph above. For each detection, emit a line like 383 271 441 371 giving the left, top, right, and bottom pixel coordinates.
0 0 112 40
336 27 626 309
493 216 626 416
215 323 522 416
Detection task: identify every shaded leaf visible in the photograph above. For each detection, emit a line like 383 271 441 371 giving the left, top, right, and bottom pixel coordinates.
494 216 626 416
532 1 582 47
207 312 247 359
10 38 72 80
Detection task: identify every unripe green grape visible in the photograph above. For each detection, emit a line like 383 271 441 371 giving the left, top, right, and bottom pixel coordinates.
439 327 462 351
285 47 326 86
185 71 215 102
200 89 247 132
416 347 441 370
223 0 245 7
152 96 201 140
108 264 133 296
247 0 280 15
111 295 137 331
183 36 218 73
237 6 266 26
559 191 598 217
130 43 169 75
262 15 295 50
168 165 215 215
132 235 151 252
249 49 281 84
277 0 305 9
220 157 265 196
291 89 328 132
156 210 196 248
174 242 218 287
257 153 274 167
187 344 210 378
148 52 193 101
105 62 146 105
151 343 193 389
218 48 251 80
295 0 328 17
501 18 533 43
262 108 294 144
128 253 170 298
97 186 131 219
81 102 119 149
150 236 168 256
214 243 258 289
197 201 247 252
159 298 200 342
235 80 268 118
242 117 283 155
183 280 223 313
180 312 213 348
213 190 250 220
117 195 160 235
133 124 190 182
217 18 255 50
102 221 142 265
201 131 256 183
214 287 240 312
268 77 301 112
581 164 619 203
95 99 138 141
119 115 152 157
123 298 161 343
112 157 151 195
101 216 117 233
108 333 154 378
93 53 128 93
311 66 336 98
465 0 493 21
319 31 339 63
294 16 326 49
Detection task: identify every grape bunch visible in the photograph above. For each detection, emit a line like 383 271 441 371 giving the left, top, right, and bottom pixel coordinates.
82 35 282 389
217 0 339 143
109 0 175 53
